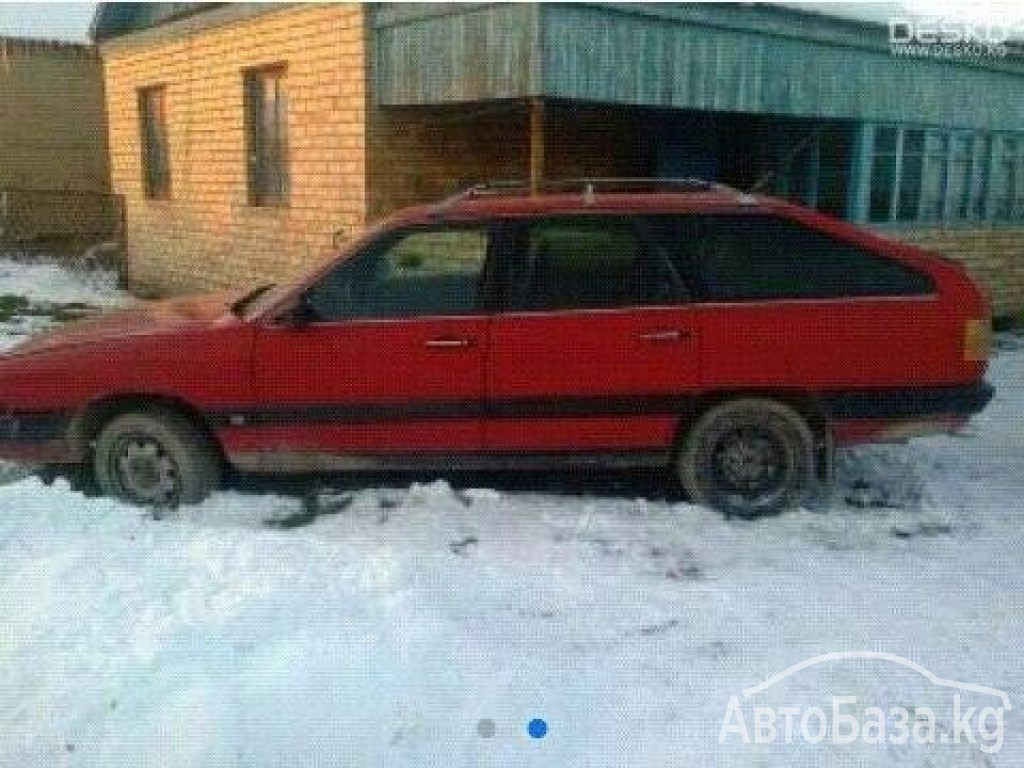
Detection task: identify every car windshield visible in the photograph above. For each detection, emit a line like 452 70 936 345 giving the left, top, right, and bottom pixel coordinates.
233 220 395 320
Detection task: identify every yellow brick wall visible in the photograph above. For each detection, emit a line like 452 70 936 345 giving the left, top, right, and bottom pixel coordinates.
367 105 528 218
102 5 367 295
367 102 648 218
879 226 1024 319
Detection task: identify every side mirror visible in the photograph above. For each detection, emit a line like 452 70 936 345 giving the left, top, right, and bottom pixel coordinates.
274 296 317 328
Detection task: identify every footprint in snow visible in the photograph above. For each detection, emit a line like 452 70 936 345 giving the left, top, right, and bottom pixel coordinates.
449 536 478 556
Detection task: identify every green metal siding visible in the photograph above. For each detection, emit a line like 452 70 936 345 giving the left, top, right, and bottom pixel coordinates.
373 3 539 104
540 4 1024 131
373 2 1024 132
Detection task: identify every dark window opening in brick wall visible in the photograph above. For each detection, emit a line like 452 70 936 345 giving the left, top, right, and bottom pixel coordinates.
138 85 170 199
243 65 289 207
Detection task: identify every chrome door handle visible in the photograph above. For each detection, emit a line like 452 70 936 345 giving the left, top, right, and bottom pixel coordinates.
639 330 687 342
424 337 472 348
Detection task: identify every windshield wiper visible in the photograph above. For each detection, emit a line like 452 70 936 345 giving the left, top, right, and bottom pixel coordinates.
230 283 275 316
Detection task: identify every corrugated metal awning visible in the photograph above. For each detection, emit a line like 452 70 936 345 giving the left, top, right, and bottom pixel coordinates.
373 2 1024 132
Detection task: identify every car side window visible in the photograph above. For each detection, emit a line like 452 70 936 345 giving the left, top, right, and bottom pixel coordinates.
305 225 490 321
649 215 934 301
508 217 676 311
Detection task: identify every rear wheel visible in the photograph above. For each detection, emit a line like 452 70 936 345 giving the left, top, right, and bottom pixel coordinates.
677 398 815 517
93 408 220 507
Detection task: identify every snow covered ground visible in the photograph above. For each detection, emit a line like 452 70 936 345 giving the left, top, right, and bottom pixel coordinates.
0 256 126 308
0 255 129 354
0 257 1021 766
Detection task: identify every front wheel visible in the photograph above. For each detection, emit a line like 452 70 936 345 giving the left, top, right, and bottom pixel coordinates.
676 398 815 518
93 408 221 507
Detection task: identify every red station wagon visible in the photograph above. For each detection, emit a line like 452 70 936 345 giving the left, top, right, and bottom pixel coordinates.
0 180 994 515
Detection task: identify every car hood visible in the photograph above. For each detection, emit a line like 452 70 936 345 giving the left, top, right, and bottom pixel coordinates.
6 292 239 357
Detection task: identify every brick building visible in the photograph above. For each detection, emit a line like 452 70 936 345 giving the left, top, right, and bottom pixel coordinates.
94 3 1024 318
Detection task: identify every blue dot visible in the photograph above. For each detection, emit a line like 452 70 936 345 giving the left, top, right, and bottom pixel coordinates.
527 718 548 739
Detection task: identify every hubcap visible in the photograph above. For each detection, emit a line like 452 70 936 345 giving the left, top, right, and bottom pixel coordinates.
111 434 181 506
711 426 787 499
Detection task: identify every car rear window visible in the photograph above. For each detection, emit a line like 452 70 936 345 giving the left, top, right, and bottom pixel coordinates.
643 215 934 302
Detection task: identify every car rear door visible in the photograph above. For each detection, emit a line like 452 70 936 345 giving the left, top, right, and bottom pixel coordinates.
485 215 700 459
246 223 493 468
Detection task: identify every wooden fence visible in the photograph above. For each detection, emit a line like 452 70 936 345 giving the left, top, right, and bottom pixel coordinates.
0 188 124 258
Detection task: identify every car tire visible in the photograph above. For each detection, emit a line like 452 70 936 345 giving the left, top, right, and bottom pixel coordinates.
93 408 221 507
677 398 815 518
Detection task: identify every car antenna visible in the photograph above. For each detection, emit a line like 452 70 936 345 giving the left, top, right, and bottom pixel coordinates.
749 131 817 194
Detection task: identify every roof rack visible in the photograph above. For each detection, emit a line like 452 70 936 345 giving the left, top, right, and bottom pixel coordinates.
430 177 756 215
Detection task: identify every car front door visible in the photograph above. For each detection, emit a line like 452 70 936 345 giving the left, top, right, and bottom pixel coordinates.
485 215 700 460
246 223 493 469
